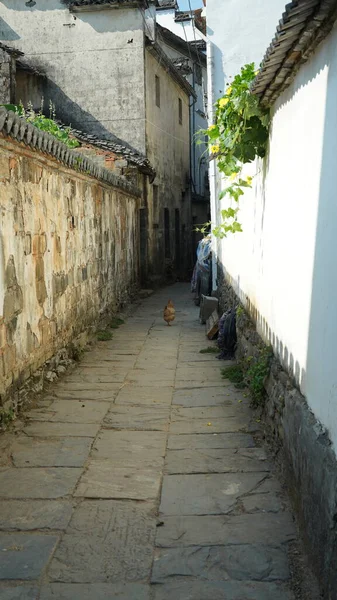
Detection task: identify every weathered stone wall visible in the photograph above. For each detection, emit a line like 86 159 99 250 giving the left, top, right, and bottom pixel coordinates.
0 47 15 104
218 266 337 599
0 132 140 414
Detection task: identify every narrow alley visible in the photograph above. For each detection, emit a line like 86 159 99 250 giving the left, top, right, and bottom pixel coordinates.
0 285 316 600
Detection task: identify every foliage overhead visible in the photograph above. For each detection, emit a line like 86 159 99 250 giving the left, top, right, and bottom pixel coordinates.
199 63 270 238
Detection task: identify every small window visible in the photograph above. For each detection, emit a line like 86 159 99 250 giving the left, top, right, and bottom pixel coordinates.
178 98 182 125
155 75 160 108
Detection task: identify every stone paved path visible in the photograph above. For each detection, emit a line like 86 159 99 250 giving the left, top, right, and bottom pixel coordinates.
0 284 302 599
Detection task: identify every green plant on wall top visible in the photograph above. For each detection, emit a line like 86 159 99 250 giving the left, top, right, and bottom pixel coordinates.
198 63 270 238
0 100 80 149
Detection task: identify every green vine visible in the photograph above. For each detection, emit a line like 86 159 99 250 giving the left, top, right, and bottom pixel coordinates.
198 63 270 237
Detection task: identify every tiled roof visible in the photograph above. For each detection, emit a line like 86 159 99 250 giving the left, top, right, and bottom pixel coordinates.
0 107 140 196
68 127 155 180
0 42 24 57
157 24 207 67
156 0 177 10
67 0 147 7
174 10 191 22
251 0 337 106
16 59 46 77
146 37 197 98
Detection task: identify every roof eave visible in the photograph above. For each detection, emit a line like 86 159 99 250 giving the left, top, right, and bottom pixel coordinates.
251 0 337 107
146 39 197 98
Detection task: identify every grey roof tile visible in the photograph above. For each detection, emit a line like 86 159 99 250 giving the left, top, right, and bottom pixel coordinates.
251 0 337 105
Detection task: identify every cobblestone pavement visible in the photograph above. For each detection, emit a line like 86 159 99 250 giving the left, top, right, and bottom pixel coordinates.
0 285 315 599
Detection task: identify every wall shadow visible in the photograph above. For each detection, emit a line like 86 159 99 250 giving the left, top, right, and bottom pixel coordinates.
304 33 337 599
38 78 143 154
0 17 20 41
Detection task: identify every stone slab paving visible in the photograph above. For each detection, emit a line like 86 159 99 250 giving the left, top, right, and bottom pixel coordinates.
0 284 315 598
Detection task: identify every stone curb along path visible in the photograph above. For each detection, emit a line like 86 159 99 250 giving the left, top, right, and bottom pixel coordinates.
0 284 316 599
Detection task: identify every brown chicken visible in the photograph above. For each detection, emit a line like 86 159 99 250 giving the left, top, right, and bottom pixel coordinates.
163 299 175 326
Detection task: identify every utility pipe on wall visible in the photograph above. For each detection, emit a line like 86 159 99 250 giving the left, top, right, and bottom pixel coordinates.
206 38 218 291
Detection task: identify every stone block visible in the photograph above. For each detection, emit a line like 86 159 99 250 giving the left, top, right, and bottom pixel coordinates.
11 436 93 467
75 461 161 500
0 322 7 348
165 447 269 475
48 501 156 583
156 513 296 548
115 385 172 406
0 155 10 181
0 467 82 499
167 427 254 447
103 405 170 431
28 399 110 425
0 533 58 580
199 295 219 324
3 286 23 322
0 500 73 531
152 544 289 582
39 583 150 600
23 422 100 438
0 586 38 599
93 430 166 467
159 472 269 516
152 581 294 600
169 416 251 434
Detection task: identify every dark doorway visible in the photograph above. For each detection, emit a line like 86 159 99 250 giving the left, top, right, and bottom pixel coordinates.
175 208 181 273
139 208 148 285
164 208 170 259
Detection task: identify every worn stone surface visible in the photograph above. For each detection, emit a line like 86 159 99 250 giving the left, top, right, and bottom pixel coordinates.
104 405 170 430
23 422 100 438
0 587 38 600
178 351 218 362
39 583 150 600
167 432 255 450
75 462 161 499
63 370 127 384
153 581 294 600
11 437 92 467
126 368 175 386
49 501 156 583
169 416 252 434
93 430 166 467
0 501 73 531
171 405 250 420
165 448 270 474
0 284 316 598
54 382 122 392
152 544 290 582
0 534 58 579
175 367 224 382
27 400 110 424
0 468 81 499
115 385 173 406
156 513 296 547
51 389 119 401
159 473 270 515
